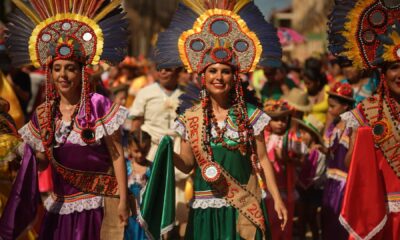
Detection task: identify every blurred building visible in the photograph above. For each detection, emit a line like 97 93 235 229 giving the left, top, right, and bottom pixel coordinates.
271 0 334 62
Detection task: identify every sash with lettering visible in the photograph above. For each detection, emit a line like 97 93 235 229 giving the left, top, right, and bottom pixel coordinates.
185 104 267 239
35 103 119 197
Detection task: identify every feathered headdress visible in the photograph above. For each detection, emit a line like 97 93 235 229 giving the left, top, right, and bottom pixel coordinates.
6 0 129 145
154 0 282 73
6 0 128 67
328 0 400 70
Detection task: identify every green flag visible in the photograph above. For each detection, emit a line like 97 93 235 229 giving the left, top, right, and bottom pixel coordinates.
139 136 176 239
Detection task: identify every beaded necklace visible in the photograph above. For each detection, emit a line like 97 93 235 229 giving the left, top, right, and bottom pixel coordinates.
200 72 266 191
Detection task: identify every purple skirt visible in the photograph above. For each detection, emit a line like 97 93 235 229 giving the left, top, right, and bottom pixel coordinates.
39 208 103 240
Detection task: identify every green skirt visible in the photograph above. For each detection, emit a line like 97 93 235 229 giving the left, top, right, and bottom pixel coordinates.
185 201 271 240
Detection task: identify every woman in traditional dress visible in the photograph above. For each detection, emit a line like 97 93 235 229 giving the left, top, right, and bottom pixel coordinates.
0 1 131 239
329 0 400 239
140 1 287 239
321 82 354 240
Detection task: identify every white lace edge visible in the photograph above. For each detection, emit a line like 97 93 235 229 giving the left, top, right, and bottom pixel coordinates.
19 124 45 152
172 120 187 141
387 200 400 213
18 106 128 151
68 106 128 146
340 111 360 132
190 198 230 209
252 112 271 136
172 111 270 141
339 214 387 240
43 194 104 215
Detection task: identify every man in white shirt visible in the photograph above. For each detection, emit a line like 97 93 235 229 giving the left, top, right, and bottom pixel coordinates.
128 67 189 237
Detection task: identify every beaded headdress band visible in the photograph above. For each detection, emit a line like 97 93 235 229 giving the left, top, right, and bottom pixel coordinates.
154 0 282 73
6 0 128 144
329 0 400 70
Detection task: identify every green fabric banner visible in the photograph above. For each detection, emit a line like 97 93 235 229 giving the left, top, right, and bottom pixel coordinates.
139 136 176 240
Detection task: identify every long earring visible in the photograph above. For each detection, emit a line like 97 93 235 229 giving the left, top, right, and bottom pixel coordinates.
80 66 96 144
41 64 55 150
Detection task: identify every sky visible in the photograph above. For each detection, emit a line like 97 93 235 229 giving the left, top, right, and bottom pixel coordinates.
254 0 292 18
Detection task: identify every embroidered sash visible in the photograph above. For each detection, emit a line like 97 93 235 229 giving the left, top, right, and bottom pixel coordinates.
36 103 119 197
185 105 267 239
361 96 400 178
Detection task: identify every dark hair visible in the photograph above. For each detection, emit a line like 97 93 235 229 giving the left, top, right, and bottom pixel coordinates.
303 58 327 89
127 129 151 150
328 95 355 109
241 81 262 108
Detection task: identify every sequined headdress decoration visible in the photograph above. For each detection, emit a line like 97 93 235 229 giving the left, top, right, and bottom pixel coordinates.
6 0 128 145
328 0 400 70
154 0 282 73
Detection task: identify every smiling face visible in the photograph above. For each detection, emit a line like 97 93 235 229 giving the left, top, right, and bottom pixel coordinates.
204 63 234 98
51 59 82 97
384 61 400 98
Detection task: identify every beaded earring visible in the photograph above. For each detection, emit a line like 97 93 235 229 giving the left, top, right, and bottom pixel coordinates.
80 66 96 144
41 64 55 149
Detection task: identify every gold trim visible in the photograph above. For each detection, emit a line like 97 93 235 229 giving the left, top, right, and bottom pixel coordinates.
182 0 206 15
178 9 262 73
11 0 41 24
28 13 104 68
182 0 251 15
382 31 400 62
233 0 251 13
341 0 376 69
93 0 122 23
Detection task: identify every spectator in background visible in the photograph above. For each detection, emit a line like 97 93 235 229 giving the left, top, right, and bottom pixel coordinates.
26 66 45 116
128 67 188 238
9 67 32 121
260 63 297 102
303 57 330 129
340 59 376 103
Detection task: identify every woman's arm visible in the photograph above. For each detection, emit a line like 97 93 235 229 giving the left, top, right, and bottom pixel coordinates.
104 128 129 226
173 138 196 174
255 134 288 230
345 128 355 169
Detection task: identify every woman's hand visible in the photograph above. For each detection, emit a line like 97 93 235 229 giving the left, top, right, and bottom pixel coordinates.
274 199 288 230
118 200 130 226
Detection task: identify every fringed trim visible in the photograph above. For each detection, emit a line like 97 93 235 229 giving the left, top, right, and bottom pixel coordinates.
339 214 387 240
44 193 103 215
